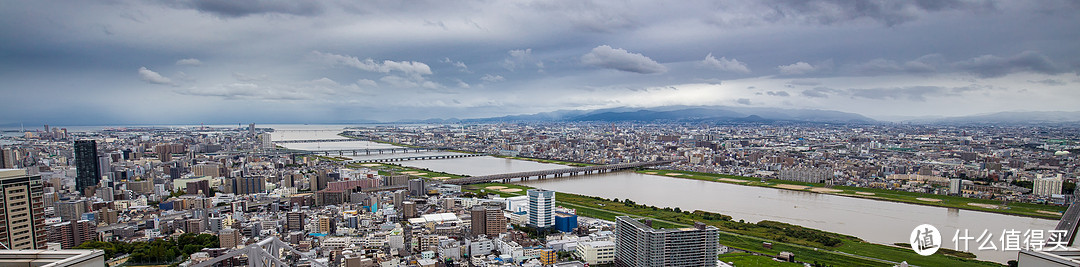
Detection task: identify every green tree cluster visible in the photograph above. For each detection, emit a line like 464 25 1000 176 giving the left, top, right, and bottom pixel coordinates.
74 233 219 264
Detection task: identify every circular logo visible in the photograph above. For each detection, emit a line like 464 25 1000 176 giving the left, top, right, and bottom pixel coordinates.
910 224 941 256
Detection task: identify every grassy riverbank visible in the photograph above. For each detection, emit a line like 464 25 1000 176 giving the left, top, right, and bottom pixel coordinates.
639 169 1066 220
465 183 1003 267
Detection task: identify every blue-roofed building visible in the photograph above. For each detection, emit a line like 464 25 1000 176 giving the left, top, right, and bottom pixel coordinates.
159 201 174 211
554 211 578 232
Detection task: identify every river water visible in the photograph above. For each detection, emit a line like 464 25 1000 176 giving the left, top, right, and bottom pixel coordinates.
276 125 1056 264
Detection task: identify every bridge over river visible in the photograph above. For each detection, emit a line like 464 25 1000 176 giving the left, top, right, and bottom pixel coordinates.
361 160 676 192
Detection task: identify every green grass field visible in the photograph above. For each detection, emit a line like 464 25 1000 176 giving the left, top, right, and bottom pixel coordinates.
717 253 803 266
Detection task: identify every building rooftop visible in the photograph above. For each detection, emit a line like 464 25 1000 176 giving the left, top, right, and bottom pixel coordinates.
0 249 105 267
0 169 27 178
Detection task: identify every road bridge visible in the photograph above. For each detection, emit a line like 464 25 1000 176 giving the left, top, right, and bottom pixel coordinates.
272 139 357 143
347 153 483 163
445 160 676 185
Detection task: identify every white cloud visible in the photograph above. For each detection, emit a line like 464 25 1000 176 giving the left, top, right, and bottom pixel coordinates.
778 62 817 75
356 79 378 87
503 48 542 71
311 51 432 76
701 53 750 73
138 67 173 85
175 58 202 66
380 75 441 89
442 57 470 73
481 74 505 82
581 45 667 74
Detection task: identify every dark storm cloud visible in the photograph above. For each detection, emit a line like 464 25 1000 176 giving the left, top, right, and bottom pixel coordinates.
176 0 323 17
852 54 944 75
766 91 790 97
801 87 838 98
955 51 1067 78
762 0 995 26
1029 79 1067 86
847 85 991 101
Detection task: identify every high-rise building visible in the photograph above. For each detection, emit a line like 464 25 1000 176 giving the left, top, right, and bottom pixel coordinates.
286 212 306 231
225 176 266 195
74 140 100 193
193 163 223 178
313 170 329 191
401 201 417 219
317 216 335 234
408 179 425 197
1034 174 1064 197
0 149 15 169
57 200 86 224
470 205 507 237
219 228 242 248
614 216 719 267
0 169 47 249
527 189 555 228
258 133 273 149
47 220 95 249
186 180 211 197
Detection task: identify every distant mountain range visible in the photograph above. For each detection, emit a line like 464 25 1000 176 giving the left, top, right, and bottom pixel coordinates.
401 107 1080 125
405 106 878 124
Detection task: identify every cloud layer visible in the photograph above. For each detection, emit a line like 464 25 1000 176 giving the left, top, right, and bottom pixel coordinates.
0 0 1077 124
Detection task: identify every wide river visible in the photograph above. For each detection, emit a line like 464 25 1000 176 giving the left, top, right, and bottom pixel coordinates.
276 125 1055 263
401 156 1055 264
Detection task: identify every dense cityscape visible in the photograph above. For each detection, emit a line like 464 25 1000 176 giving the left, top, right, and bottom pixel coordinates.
0 121 1076 266
3 0 1080 266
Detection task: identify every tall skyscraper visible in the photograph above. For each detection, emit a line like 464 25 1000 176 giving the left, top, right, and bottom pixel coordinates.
74 140 100 193
527 189 555 228
614 216 719 267
0 169 47 249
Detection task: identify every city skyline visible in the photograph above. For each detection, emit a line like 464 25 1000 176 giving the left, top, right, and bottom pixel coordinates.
2 1 1079 125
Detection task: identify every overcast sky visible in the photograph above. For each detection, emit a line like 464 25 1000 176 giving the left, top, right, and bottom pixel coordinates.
1 0 1078 125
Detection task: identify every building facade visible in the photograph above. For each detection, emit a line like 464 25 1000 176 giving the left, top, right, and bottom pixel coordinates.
614 216 719 267
74 140 100 194
527 189 554 228
0 169 47 249
470 205 507 237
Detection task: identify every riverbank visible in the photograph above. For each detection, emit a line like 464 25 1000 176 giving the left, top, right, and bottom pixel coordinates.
465 183 1001 266
638 169 1066 220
